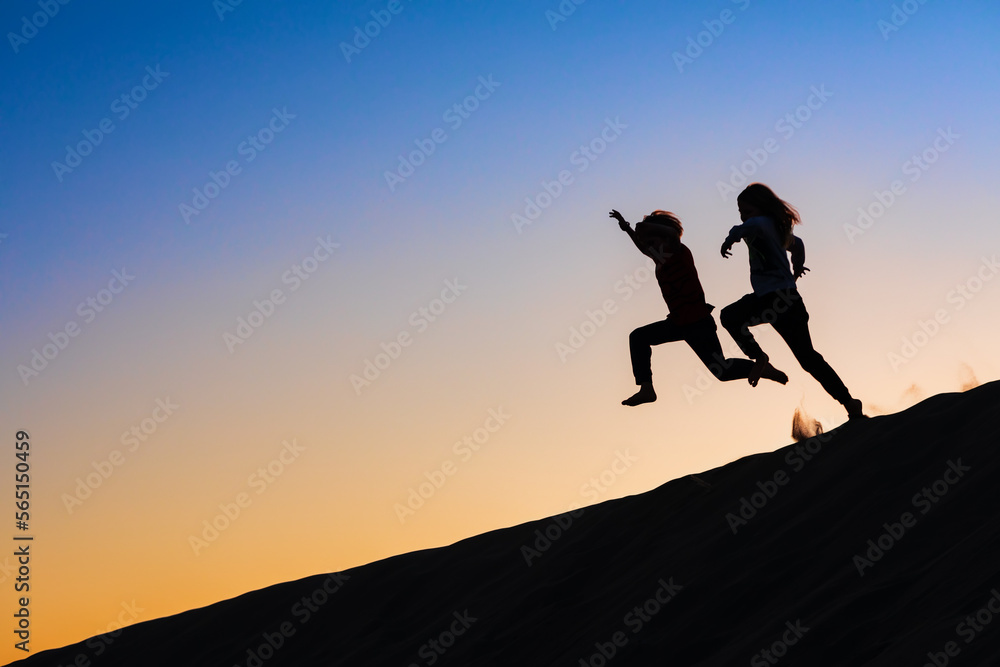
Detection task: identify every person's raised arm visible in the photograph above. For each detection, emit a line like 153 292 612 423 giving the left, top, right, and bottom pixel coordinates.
610 210 677 263
789 234 809 280
611 209 647 256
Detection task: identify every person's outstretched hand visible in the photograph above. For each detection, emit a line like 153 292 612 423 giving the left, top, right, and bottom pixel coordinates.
609 209 629 231
793 265 810 280
720 240 734 258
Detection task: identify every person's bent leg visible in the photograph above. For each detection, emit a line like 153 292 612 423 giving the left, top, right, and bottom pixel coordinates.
625 319 684 406
686 317 752 381
771 292 861 415
721 294 777 385
720 294 768 360
687 317 787 384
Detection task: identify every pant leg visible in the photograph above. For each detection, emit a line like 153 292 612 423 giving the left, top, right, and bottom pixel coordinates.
629 319 687 385
770 290 854 405
684 316 754 381
720 293 768 360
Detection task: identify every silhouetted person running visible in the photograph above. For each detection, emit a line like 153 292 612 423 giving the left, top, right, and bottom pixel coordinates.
611 209 787 407
719 183 865 419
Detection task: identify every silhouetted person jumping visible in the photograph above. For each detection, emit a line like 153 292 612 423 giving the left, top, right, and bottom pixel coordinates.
612 209 787 407
719 183 865 419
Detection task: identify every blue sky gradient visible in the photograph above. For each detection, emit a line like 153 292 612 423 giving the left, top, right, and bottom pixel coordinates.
1 0 999 658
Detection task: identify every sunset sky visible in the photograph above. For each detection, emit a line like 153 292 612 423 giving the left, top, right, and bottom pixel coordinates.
2 0 999 661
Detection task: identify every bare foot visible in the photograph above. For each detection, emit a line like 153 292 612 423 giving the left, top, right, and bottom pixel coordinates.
623 384 657 406
759 363 788 385
748 354 770 387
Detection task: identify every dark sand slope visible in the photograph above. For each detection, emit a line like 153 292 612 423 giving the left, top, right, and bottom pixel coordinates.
12 382 1000 667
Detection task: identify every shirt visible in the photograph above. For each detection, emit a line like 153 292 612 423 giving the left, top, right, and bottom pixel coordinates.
655 243 714 325
725 216 797 295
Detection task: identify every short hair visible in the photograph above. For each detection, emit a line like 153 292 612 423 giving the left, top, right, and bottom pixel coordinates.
643 210 683 237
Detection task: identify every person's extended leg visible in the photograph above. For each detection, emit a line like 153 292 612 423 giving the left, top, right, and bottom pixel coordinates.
720 294 775 385
686 316 787 384
770 290 863 417
624 319 685 406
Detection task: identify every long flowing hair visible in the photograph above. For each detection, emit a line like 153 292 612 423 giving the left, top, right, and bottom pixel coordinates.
737 183 800 248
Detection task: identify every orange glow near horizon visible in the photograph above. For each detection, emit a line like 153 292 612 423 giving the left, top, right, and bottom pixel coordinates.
3 3 1000 663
